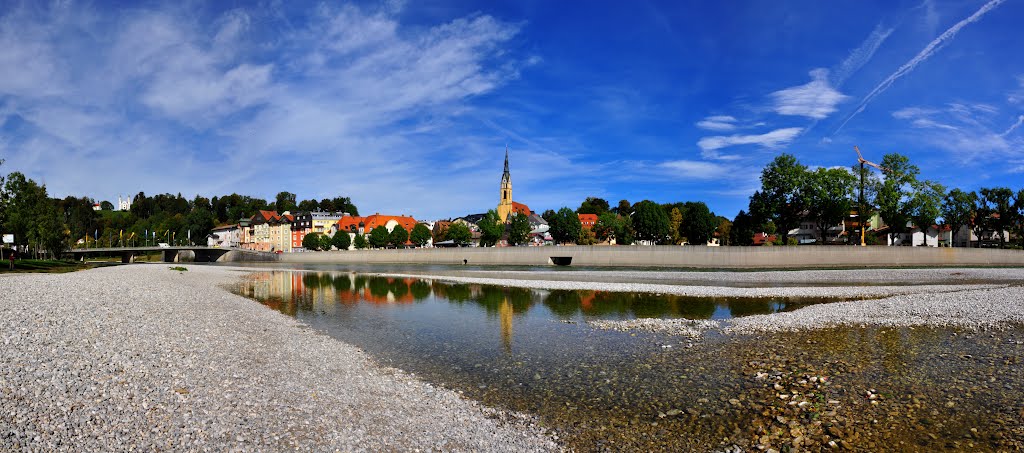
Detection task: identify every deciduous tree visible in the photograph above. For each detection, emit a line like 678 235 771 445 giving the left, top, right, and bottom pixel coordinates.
750 154 807 243
874 153 919 245
630 200 669 244
410 223 432 247
507 212 531 246
354 233 368 249
979 187 1015 248
369 226 389 248
549 207 582 245
478 210 504 247
577 197 610 215
302 232 322 251
389 225 409 248
803 167 856 245
907 181 945 246
941 189 977 247
681 201 717 245
333 231 352 250
446 222 472 246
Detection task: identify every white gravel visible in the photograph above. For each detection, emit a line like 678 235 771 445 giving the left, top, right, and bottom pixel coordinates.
0 264 559 452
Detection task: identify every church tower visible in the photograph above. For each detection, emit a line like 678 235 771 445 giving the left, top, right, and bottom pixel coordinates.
497 146 513 223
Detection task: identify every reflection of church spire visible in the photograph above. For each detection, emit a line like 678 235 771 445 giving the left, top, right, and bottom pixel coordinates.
499 298 513 354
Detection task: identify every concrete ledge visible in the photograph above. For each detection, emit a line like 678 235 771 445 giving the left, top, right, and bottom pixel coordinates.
273 246 1024 269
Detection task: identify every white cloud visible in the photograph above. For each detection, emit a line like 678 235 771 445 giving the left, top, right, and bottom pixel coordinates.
695 115 738 131
698 127 803 152
832 24 893 87
770 69 850 119
835 0 1008 133
659 160 732 180
1000 115 1024 137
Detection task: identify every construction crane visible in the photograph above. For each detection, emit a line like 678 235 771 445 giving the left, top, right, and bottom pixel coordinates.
853 146 889 247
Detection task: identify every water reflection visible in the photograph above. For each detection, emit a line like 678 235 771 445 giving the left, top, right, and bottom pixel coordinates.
239 270 834 322
230 270 1024 451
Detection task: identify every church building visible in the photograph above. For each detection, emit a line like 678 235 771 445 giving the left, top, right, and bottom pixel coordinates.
496 147 532 223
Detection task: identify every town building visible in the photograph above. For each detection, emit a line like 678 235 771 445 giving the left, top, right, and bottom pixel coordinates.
336 213 420 249
117 195 132 212
495 147 532 223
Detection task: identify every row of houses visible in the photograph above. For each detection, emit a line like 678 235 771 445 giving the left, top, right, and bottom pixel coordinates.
208 206 611 252
781 211 1012 247
208 210 422 252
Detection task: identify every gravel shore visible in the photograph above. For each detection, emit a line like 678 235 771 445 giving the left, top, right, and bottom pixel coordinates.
0 265 559 452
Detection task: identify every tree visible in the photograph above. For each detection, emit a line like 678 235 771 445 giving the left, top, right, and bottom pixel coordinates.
333 231 352 250
874 153 919 245
275 191 297 213
541 209 557 224
353 234 368 249
730 210 756 246
432 223 448 243
410 223 432 247
507 212 531 246
446 222 472 246
750 154 808 243
978 187 1015 248
681 201 717 245
907 181 945 246
578 227 597 245
100 200 114 211
369 226 389 248
297 199 319 212
389 225 409 248
549 207 582 245
941 189 977 248
613 199 632 217
319 233 333 251
803 167 856 245
716 217 732 246
478 210 504 247
1015 190 1024 248
577 197 610 215
631 200 669 244
302 232 323 251
594 212 622 243
669 207 683 244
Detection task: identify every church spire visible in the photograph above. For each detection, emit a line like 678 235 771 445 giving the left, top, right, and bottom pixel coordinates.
501 145 511 185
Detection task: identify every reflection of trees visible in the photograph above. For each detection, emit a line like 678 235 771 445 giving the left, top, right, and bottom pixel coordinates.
368 277 391 298
544 290 582 318
390 278 409 300
475 285 534 315
332 274 352 292
435 282 473 302
302 273 321 290
725 298 775 317
410 280 431 300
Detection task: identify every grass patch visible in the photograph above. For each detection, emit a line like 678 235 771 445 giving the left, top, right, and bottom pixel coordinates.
169 266 188 272
1 259 93 274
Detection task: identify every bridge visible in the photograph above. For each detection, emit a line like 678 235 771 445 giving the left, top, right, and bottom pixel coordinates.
68 246 279 264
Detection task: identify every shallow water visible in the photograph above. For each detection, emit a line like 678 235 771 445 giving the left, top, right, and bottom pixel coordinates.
231 270 1024 451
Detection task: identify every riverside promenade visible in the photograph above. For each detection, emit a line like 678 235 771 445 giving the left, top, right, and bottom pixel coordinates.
278 245 1024 268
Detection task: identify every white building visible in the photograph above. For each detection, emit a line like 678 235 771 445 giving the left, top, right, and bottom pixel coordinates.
117 195 132 212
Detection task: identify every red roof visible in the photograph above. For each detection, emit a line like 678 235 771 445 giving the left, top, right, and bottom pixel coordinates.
511 201 531 216
336 214 420 238
578 213 598 226
753 232 777 245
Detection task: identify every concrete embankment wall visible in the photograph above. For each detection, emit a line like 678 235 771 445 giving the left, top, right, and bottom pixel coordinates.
218 250 280 263
272 246 1024 269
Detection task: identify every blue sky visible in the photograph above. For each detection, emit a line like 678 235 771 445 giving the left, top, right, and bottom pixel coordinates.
1 0 1022 220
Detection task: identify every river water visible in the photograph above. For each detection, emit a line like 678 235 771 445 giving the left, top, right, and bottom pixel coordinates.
230 268 1024 451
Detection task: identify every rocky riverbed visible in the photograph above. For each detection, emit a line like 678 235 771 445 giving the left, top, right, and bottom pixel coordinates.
0 265 558 452
4 263 1024 452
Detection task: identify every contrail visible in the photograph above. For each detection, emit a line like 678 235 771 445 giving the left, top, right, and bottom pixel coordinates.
834 0 1007 134
1001 115 1024 137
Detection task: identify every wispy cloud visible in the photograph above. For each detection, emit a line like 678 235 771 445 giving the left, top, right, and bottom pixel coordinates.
695 115 738 132
835 0 1008 133
659 160 732 180
698 127 803 153
771 69 850 119
832 24 894 87
1001 115 1024 137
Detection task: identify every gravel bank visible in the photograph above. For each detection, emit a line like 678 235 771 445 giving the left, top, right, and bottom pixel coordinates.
0 265 559 452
